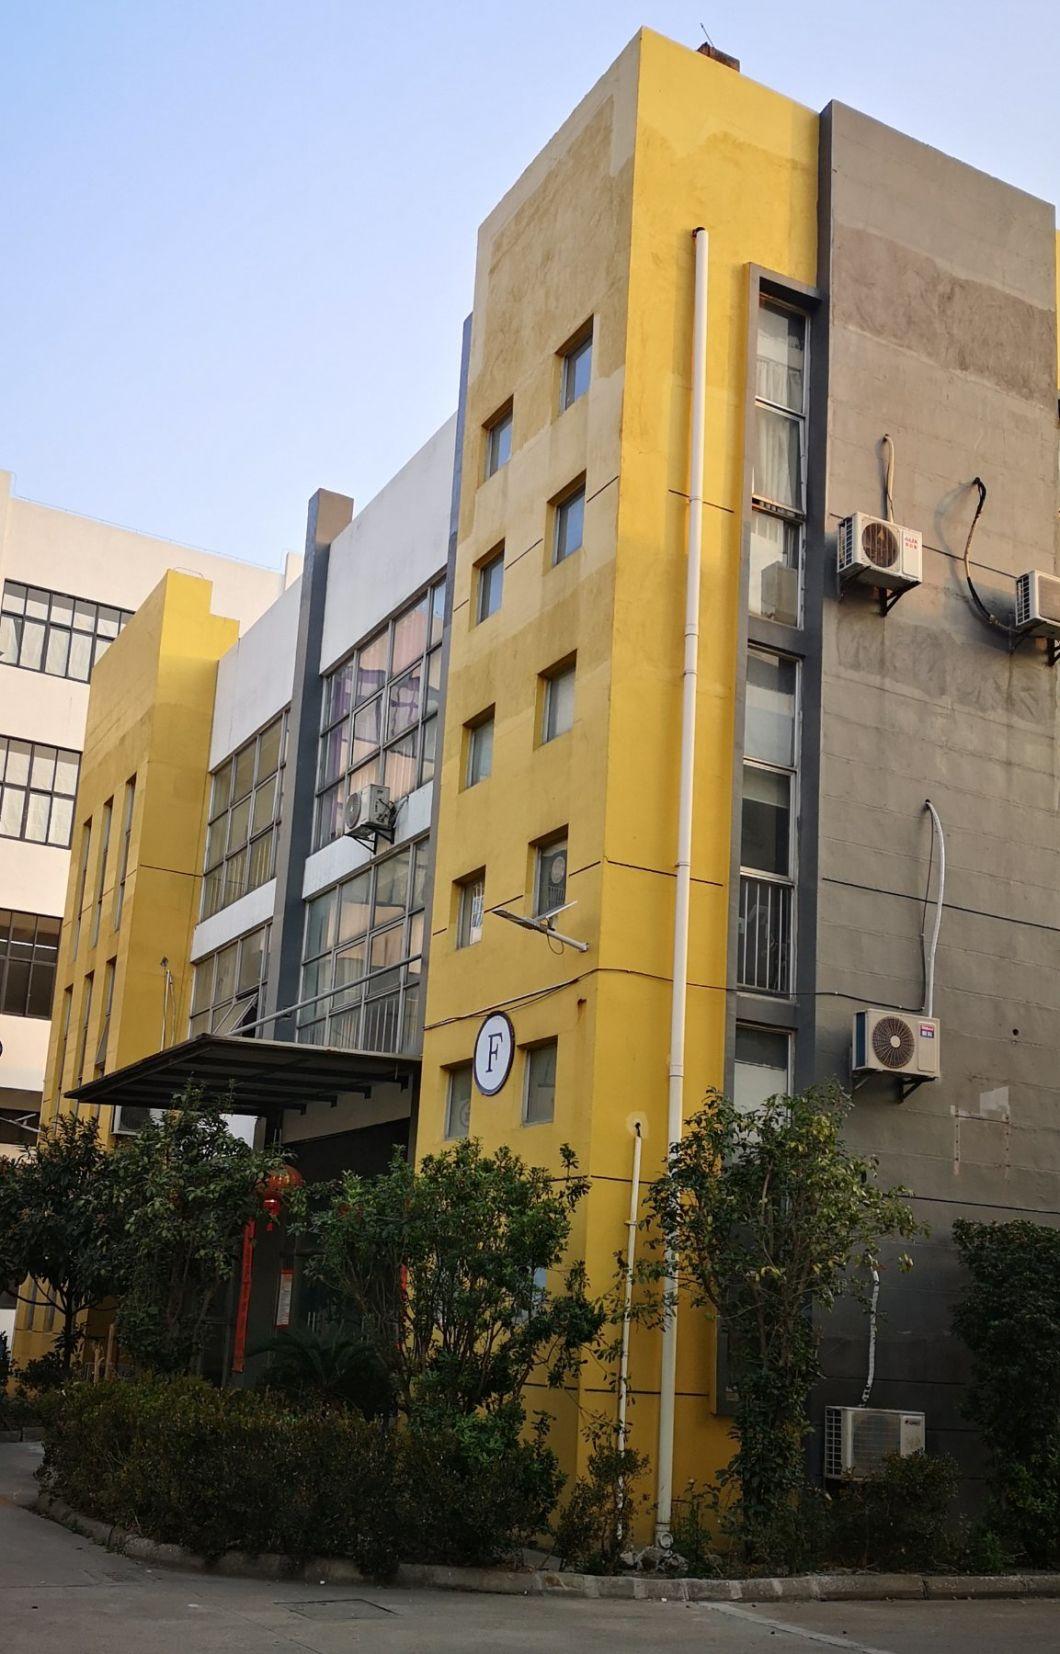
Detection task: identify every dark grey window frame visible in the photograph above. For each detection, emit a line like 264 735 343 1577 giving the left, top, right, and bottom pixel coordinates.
0 907 61 1019
0 581 133 682
0 735 80 847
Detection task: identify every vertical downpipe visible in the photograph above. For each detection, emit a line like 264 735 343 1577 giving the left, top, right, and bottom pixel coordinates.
655 226 710 1544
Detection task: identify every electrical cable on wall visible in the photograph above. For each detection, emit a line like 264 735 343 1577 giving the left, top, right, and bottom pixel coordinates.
959 477 1019 640
880 433 895 523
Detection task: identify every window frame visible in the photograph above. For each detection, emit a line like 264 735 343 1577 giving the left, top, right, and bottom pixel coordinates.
0 907 61 1020
738 647 800 998
484 403 513 478
552 479 586 566
456 870 485 950
733 1023 792 1116
522 1038 558 1126
315 579 444 852
748 298 810 629
201 713 287 919
560 324 593 411
541 658 576 745
476 549 504 624
189 922 271 1040
533 831 568 920
464 708 494 789
0 735 80 848
0 580 133 682
444 1063 473 1141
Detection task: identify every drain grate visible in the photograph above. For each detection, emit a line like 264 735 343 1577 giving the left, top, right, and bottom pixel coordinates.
281 1597 395 1622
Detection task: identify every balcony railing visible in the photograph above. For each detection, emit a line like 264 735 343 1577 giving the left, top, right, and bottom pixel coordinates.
738 874 793 996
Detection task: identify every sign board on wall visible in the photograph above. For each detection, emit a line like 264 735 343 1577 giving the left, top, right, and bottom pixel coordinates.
474 1012 515 1096
275 1267 294 1329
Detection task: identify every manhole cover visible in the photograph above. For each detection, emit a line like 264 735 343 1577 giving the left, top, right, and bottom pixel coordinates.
281 1597 395 1622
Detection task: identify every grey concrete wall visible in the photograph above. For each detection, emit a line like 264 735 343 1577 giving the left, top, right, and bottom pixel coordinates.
813 104 1060 1485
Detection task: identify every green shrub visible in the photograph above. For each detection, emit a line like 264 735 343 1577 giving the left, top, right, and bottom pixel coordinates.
551 1419 648 1573
826 1452 960 1572
670 1482 724 1578
40 1378 562 1574
953 1218 1060 1567
253 1326 394 1419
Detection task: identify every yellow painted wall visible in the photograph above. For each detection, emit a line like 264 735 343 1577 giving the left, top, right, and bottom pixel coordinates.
418 29 818 1508
13 572 235 1364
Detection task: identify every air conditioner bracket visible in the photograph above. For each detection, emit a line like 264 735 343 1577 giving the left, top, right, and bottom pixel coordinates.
1007 631 1060 666
851 1071 933 1101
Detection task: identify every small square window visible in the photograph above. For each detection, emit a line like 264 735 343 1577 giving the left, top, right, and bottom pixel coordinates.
457 872 485 949
534 834 567 919
523 1040 557 1125
466 711 494 787
445 1064 472 1140
477 550 504 623
733 1025 791 1115
542 661 575 744
561 327 592 410
553 483 585 565
485 405 513 477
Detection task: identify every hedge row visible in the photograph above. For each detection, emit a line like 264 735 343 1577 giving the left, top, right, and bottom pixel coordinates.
39 1378 561 1576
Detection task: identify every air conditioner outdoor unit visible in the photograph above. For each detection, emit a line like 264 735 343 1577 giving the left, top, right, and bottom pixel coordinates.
1015 570 1060 639
112 1105 160 1136
852 1008 940 1082
343 783 394 843
824 1406 927 1480
837 513 922 591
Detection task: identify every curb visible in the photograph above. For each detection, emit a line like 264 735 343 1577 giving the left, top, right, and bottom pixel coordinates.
31 1495 1060 1604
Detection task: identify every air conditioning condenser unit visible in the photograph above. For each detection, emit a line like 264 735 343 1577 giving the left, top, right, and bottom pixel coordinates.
852 1008 940 1082
824 1406 926 1479
1015 570 1060 639
343 784 394 843
837 513 922 591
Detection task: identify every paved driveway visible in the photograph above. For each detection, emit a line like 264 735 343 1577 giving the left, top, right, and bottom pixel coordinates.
2 1441 1057 1653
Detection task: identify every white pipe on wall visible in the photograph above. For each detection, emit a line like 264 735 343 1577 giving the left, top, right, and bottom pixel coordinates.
617 1122 643 1457
922 800 946 1019
656 225 710 1545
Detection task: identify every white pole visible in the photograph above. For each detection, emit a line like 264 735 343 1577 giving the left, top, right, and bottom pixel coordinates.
656 226 709 1545
617 1122 643 1455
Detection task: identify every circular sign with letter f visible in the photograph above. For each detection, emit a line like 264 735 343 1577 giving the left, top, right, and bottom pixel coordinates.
474 1011 515 1096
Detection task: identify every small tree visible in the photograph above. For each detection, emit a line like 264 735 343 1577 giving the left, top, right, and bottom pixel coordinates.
293 1137 604 1417
645 1084 920 1567
109 1087 285 1374
953 1218 1060 1567
0 1112 120 1372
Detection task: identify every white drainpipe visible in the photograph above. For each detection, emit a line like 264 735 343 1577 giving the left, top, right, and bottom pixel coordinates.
656 225 710 1545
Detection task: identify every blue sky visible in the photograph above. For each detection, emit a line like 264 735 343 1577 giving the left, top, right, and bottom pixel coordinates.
2 2 1057 568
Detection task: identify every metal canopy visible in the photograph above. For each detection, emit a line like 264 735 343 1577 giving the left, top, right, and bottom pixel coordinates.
65 1033 418 1116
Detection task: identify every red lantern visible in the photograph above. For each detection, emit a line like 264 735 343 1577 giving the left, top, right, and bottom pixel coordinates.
259 1165 303 1231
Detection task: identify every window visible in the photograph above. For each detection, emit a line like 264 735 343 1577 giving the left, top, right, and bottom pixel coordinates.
0 909 60 1018
553 482 585 564
476 550 504 623
0 737 80 847
541 659 575 743
94 959 116 1079
316 581 444 850
189 923 270 1038
297 838 428 1056
0 582 133 681
445 1064 472 1141
74 973 94 1086
738 650 798 997
457 872 485 949
484 404 513 477
113 777 136 929
534 834 568 919
561 327 592 410
465 710 494 788
749 301 807 628
90 798 112 949
523 1040 557 1125
733 1025 791 1115
202 714 285 918
71 819 91 958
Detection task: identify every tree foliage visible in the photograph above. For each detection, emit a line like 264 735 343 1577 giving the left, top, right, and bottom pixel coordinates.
644 1084 921 1567
953 1218 1060 1567
292 1137 604 1417
0 1113 120 1370
108 1087 285 1375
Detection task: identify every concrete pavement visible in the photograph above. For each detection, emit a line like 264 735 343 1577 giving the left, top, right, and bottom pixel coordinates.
2 1441 1058 1652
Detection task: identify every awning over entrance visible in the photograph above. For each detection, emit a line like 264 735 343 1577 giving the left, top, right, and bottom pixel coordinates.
65 1033 419 1116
